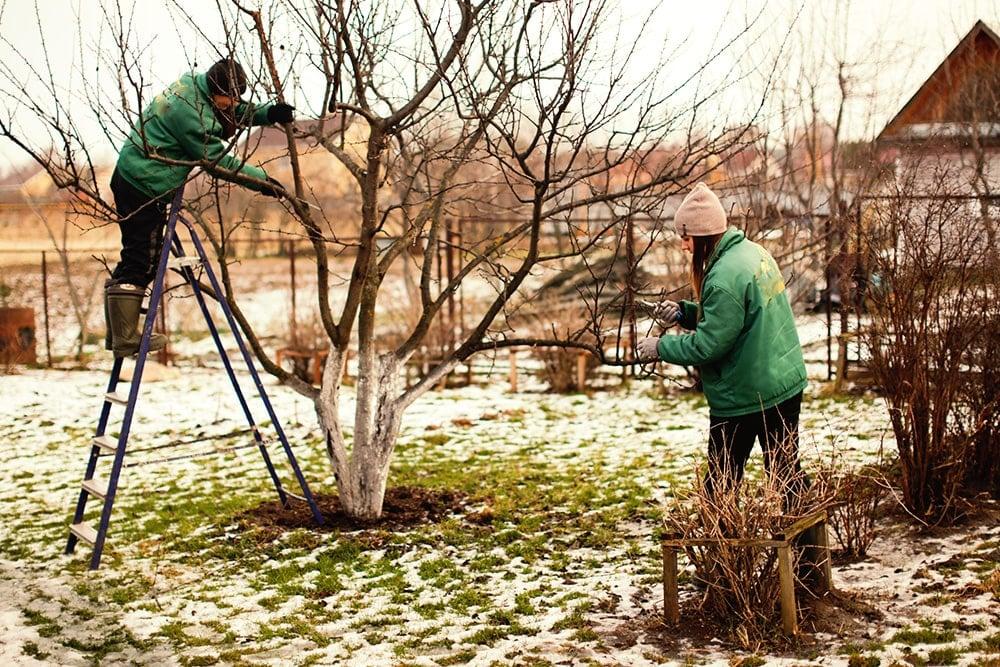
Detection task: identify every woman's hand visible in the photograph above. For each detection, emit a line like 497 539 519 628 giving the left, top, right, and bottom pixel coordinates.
638 299 681 327
636 336 661 363
653 300 681 324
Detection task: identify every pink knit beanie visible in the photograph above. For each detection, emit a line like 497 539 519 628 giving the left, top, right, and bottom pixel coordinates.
673 182 727 237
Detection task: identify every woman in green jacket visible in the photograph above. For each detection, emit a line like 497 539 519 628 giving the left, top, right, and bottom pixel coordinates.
636 183 809 500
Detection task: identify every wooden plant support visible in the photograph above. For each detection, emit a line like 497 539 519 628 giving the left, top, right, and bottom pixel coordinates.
275 347 332 386
509 348 518 393
576 350 587 391
661 510 833 636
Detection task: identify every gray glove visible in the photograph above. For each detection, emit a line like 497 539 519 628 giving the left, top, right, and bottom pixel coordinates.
653 300 681 325
636 336 661 363
638 299 681 327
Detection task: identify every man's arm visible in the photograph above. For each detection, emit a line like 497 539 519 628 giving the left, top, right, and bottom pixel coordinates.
172 108 269 189
234 101 275 127
657 286 744 366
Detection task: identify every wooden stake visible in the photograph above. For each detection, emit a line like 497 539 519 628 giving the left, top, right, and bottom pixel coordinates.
814 519 834 592
509 349 518 393
777 544 798 635
576 351 587 391
662 544 679 624
41 251 52 367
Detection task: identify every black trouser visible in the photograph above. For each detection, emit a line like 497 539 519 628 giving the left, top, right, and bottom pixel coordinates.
705 391 808 504
108 169 173 288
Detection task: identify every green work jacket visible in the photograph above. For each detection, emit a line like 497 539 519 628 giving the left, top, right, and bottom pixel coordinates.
657 228 807 417
116 72 274 198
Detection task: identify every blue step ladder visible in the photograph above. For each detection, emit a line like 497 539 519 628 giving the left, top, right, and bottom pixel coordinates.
66 188 324 570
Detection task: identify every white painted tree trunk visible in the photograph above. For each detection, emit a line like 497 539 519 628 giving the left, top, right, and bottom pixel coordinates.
314 348 405 521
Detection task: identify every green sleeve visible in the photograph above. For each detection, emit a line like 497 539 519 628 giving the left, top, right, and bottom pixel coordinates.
173 108 268 188
235 101 274 127
678 300 699 330
657 286 744 366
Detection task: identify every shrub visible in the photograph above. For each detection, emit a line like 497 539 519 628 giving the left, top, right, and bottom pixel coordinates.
535 346 601 393
860 166 999 523
824 463 890 560
662 455 830 646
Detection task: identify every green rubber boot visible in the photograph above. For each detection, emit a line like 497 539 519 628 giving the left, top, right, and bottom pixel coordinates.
105 284 167 358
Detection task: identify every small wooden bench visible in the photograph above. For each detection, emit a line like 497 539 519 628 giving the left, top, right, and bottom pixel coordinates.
661 510 833 635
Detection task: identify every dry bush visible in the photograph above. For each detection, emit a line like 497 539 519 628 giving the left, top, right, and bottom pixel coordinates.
519 251 647 393
662 459 831 646
535 346 601 393
959 294 1000 499
281 310 330 384
822 463 890 560
861 168 999 523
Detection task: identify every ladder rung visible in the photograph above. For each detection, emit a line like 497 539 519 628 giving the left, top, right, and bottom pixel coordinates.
82 478 109 500
105 391 129 406
70 522 98 545
168 256 202 269
92 435 118 454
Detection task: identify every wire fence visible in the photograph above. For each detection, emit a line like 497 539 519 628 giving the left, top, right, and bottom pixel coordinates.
1 213 853 382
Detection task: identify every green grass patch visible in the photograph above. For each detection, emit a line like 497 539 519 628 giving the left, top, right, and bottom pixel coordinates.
892 627 956 645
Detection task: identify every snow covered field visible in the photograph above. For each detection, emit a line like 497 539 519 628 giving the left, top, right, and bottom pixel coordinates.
0 341 997 666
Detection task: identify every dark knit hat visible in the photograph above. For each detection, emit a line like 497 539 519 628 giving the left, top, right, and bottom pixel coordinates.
206 58 248 99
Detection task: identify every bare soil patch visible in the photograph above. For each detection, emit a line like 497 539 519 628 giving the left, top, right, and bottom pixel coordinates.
236 485 470 541
618 589 881 656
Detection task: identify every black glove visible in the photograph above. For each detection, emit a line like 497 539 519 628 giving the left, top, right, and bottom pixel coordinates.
259 176 286 199
267 103 295 124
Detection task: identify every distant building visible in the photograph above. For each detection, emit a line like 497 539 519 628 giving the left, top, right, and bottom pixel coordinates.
876 20 1000 218
0 164 119 262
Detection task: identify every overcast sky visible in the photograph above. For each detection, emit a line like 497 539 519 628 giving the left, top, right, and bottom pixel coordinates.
0 0 997 175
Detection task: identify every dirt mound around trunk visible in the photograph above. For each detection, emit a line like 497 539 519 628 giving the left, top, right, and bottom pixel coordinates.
235 486 469 541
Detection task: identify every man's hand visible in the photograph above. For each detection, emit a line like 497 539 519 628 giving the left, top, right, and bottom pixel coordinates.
259 176 286 199
636 336 661 363
267 103 295 124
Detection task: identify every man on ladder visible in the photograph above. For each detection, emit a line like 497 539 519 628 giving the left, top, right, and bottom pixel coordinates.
68 58 322 570
105 57 293 357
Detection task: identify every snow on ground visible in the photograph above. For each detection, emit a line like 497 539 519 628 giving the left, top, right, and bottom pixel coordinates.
0 331 997 666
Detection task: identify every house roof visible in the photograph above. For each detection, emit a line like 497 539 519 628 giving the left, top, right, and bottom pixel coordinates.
877 20 1000 143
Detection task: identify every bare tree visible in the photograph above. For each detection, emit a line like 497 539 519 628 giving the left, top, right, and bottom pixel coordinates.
22 195 103 361
1 0 779 520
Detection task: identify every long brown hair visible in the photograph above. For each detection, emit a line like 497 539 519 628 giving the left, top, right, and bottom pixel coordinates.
691 232 725 299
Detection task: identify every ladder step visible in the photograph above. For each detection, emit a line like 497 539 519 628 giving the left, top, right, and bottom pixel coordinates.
92 435 118 454
82 478 109 500
105 391 129 406
69 522 98 545
168 256 202 269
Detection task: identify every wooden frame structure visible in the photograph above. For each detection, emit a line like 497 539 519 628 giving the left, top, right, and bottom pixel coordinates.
661 510 833 636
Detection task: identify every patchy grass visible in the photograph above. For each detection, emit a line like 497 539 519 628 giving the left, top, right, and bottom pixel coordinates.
0 367 995 665
892 626 957 645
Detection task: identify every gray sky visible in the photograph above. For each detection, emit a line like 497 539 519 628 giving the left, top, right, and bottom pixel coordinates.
0 0 997 175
